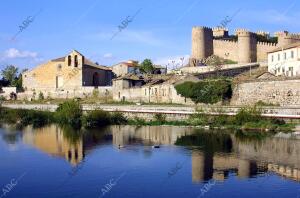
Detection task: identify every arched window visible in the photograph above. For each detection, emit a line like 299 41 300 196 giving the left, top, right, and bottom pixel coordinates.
68 56 71 66
74 55 78 67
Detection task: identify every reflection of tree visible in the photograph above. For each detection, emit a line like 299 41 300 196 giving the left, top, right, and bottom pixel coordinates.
234 130 269 143
60 125 83 145
2 133 20 144
175 130 232 153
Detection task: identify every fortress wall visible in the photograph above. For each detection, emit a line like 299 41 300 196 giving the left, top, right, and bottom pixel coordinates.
231 79 300 106
213 39 238 61
256 42 278 62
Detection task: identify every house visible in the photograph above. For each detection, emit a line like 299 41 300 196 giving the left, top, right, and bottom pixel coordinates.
112 60 140 77
268 43 300 77
22 50 113 99
112 74 199 104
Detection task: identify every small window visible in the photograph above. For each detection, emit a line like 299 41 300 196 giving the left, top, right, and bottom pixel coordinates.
68 55 71 66
145 89 147 96
74 55 78 67
271 55 274 62
278 54 280 61
291 51 294 59
155 88 157 95
284 52 287 60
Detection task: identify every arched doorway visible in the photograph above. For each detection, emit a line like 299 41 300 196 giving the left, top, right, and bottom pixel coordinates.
92 72 99 86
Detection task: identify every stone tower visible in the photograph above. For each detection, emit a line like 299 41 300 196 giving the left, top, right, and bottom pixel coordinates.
236 29 257 63
190 26 213 66
213 27 229 38
275 31 299 47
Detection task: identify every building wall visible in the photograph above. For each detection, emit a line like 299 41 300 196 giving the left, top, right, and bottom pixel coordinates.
113 83 194 104
22 60 82 92
112 64 129 77
257 42 277 62
231 79 300 106
82 66 112 86
268 47 300 76
213 40 238 61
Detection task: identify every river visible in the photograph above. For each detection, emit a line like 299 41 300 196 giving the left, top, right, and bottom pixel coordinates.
0 124 300 197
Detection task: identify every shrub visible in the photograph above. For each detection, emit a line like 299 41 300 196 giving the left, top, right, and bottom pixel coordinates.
92 89 99 98
175 79 232 104
82 109 110 128
188 113 208 126
55 100 82 127
154 113 166 123
38 92 44 101
110 112 127 125
234 107 262 125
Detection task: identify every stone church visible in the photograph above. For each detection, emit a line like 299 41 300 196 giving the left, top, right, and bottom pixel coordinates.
23 50 113 94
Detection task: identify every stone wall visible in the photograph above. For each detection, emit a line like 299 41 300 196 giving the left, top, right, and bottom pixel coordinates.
113 84 194 105
256 42 277 62
18 87 112 100
231 79 300 106
213 40 238 61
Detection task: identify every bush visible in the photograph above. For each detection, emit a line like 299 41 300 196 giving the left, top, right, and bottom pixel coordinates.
175 79 232 104
234 107 262 125
188 113 208 126
55 100 82 127
154 113 166 123
38 92 44 101
110 112 127 125
82 109 110 128
0 107 54 127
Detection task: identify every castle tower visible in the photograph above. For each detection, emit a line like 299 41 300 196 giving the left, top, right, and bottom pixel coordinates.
190 26 213 66
236 29 257 63
213 27 229 38
275 31 295 47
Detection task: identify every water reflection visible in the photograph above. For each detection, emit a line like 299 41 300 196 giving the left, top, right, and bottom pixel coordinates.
2 124 300 184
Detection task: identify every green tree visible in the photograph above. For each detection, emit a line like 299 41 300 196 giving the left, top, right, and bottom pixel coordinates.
139 59 155 74
1 65 18 85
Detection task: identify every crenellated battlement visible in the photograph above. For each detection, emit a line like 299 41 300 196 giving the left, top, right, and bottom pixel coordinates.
213 39 238 44
235 29 253 37
257 41 277 47
256 31 270 37
212 27 228 31
193 26 213 31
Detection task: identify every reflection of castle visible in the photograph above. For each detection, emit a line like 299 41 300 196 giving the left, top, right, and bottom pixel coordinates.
22 125 83 166
111 125 192 147
191 151 264 182
19 125 300 183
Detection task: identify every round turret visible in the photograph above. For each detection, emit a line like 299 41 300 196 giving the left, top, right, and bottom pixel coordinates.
191 26 213 65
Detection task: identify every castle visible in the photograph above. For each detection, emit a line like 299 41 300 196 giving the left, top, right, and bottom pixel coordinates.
189 26 300 66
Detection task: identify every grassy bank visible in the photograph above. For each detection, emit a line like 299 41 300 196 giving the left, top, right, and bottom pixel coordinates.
0 101 296 132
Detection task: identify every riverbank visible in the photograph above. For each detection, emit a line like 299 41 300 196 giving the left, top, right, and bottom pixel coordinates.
0 100 297 132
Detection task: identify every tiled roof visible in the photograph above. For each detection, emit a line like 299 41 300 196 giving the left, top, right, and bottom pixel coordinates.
268 42 300 53
50 53 112 71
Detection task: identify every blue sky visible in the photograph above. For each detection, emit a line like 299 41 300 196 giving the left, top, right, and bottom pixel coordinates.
0 0 299 70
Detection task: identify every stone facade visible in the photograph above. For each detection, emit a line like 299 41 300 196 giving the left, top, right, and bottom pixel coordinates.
231 79 300 106
22 50 113 99
190 26 300 65
112 75 199 104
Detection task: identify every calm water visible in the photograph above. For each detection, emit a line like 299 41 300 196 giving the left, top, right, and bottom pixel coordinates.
1 124 300 198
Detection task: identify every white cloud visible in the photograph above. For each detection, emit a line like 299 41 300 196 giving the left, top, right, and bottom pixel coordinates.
154 54 190 69
4 48 38 59
103 53 113 59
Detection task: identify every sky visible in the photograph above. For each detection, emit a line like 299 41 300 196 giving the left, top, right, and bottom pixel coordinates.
0 0 299 71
